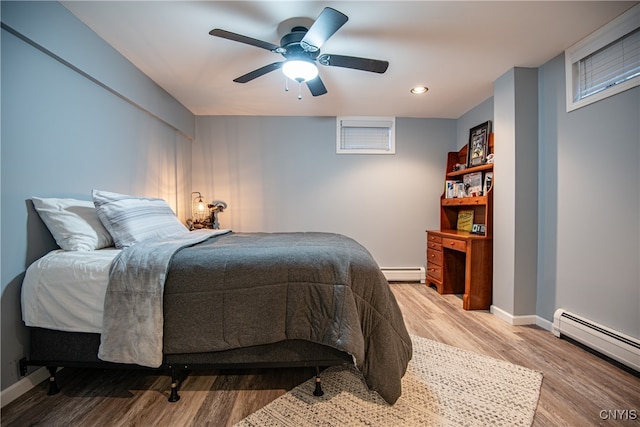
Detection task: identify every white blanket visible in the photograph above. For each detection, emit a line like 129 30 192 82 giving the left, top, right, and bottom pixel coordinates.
97 229 229 367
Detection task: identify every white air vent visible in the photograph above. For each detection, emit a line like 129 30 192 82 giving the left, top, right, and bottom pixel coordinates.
553 309 640 372
380 267 425 283
337 116 395 154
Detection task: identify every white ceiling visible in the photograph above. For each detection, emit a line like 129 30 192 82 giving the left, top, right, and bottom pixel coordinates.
61 1 636 118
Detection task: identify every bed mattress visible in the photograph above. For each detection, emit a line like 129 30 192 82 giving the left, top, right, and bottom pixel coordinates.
21 249 120 333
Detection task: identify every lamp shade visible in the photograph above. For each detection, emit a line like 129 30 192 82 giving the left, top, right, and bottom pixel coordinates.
191 192 207 222
282 60 318 82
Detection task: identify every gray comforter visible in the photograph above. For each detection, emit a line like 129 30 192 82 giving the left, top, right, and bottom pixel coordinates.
99 231 412 404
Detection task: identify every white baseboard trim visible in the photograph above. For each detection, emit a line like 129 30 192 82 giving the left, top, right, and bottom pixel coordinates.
490 305 537 326
1 366 49 408
535 316 554 332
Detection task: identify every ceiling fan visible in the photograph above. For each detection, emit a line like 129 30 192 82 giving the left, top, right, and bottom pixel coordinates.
209 7 389 98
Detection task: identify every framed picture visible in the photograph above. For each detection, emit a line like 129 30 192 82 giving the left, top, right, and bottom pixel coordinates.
463 171 483 197
457 209 474 232
467 121 491 167
445 180 457 198
483 172 493 194
471 224 486 235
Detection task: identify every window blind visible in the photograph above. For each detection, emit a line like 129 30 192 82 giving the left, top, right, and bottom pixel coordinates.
578 27 640 100
565 4 639 111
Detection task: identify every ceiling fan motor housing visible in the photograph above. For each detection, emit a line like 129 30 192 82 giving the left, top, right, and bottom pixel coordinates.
280 27 319 61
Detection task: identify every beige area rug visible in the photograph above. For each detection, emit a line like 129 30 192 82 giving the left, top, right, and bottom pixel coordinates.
235 335 543 427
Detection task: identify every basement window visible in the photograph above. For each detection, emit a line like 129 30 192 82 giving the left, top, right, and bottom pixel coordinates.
565 4 640 112
337 117 396 154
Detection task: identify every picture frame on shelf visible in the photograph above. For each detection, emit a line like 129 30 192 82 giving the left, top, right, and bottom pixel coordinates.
463 171 483 197
471 224 486 235
457 209 474 232
467 121 491 167
445 180 457 198
483 172 493 194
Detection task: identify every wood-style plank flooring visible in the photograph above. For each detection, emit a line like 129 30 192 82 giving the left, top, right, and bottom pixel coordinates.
2 283 639 426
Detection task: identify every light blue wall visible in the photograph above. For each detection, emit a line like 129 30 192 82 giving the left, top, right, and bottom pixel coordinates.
456 98 494 151
537 54 639 337
489 58 638 338
192 116 457 268
492 68 539 317
1 1 195 390
2 1 194 138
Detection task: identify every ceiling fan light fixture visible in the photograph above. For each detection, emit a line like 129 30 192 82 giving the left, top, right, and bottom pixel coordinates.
282 60 318 82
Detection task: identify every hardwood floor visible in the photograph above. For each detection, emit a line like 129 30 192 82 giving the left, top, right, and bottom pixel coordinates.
2 283 639 426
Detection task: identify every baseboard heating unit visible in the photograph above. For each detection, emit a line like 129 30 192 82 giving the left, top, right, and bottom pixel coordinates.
553 309 640 372
380 267 426 283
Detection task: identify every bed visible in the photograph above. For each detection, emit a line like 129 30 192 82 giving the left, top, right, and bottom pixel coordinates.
20 191 413 404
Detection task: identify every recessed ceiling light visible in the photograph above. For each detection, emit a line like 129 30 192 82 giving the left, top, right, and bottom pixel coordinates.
411 86 429 94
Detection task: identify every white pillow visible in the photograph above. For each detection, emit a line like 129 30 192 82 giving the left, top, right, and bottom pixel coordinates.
32 197 114 251
92 190 189 248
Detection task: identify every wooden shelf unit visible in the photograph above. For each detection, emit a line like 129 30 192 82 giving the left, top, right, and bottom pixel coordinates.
426 135 494 310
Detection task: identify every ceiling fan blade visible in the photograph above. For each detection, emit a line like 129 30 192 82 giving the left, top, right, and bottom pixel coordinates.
318 54 389 74
300 7 348 52
233 62 284 83
209 29 281 52
306 75 328 97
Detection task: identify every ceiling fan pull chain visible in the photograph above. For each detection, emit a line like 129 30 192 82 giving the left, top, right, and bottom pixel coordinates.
297 82 302 100
285 75 289 92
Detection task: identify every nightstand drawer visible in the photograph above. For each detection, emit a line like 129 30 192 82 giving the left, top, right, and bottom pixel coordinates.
442 237 466 252
426 263 442 281
427 248 442 266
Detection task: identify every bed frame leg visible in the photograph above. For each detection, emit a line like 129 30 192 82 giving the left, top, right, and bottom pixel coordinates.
46 366 59 396
168 366 181 402
313 367 324 397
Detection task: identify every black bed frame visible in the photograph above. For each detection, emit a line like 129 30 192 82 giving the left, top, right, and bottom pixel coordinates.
20 327 352 402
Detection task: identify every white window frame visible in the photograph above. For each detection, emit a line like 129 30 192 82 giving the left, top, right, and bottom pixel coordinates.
565 4 640 112
336 116 396 154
